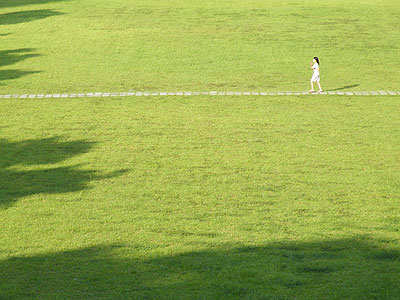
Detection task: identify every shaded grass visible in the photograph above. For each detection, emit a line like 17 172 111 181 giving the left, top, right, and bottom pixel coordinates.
1 238 400 299
0 137 128 208
0 9 64 26
0 0 70 9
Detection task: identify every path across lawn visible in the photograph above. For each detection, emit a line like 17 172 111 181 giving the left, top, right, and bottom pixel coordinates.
1 90 399 99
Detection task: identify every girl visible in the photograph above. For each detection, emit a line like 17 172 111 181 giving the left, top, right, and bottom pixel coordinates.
309 57 322 93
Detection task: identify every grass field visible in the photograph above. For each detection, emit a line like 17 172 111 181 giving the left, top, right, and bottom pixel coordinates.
1 0 400 93
1 0 400 299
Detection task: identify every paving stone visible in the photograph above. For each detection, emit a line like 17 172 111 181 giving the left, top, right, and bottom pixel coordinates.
3 89 398 99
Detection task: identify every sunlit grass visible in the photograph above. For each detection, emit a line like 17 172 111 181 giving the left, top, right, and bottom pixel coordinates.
0 0 399 93
1 0 400 299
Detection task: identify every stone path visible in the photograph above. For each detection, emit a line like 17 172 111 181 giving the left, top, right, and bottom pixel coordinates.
1 91 399 99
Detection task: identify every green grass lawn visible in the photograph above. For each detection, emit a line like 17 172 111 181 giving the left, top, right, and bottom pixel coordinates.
0 0 399 93
1 0 400 299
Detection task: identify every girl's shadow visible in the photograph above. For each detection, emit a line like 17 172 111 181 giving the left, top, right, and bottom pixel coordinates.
329 84 360 91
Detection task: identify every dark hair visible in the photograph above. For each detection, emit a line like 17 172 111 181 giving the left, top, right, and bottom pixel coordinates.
313 57 320 65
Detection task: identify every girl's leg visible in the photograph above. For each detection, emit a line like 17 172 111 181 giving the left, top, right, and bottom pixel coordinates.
317 81 322 92
309 81 314 92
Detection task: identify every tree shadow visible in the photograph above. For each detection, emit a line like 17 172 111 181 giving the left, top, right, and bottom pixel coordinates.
0 0 69 9
0 4 67 84
0 137 128 208
0 9 64 26
1 238 399 299
329 84 360 91
0 48 41 85
0 48 40 68
0 69 41 84
0 137 96 168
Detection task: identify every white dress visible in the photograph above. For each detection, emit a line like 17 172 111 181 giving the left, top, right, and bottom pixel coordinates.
311 62 320 82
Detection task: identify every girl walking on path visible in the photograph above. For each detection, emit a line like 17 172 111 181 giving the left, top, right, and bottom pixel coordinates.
310 57 323 93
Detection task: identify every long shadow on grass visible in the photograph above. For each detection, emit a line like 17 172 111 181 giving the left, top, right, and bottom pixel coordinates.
0 137 127 208
1 238 399 299
0 0 69 9
0 7 66 84
0 69 41 85
0 48 40 68
0 49 42 85
329 84 360 91
0 9 64 26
